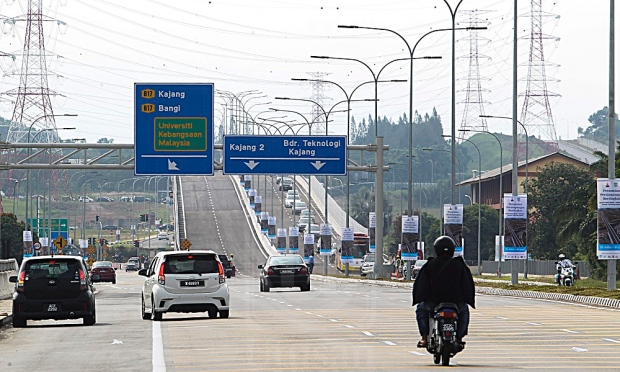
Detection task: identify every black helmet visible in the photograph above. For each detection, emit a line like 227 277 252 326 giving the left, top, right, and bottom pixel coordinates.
434 236 456 257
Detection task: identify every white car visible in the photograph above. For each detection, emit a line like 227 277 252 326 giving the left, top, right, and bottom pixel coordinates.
78 196 93 202
299 209 316 222
286 189 299 197
285 194 301 208
157 232 169 240
296 217 312 230
140 250 230 320
292 201 307 214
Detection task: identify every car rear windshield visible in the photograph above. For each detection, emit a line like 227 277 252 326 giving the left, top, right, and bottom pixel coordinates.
93 261 113 267
25 259 81 279
269 256 304 265
218 255 229 262
164 254 219 274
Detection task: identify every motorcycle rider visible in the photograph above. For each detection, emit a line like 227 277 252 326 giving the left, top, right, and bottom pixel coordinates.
412 236 475 349
555 253 575 284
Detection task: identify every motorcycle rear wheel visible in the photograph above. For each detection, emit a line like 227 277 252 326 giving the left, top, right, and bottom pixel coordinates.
441 344 451 366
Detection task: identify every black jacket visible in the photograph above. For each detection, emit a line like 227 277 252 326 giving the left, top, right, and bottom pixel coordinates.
412 255 475 308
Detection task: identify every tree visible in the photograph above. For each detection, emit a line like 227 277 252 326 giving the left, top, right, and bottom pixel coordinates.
1 213 35 263
527 163 594 259
350 186 393 236
462 204 501 262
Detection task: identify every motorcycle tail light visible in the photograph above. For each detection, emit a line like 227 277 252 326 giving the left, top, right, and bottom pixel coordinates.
438 311 458 319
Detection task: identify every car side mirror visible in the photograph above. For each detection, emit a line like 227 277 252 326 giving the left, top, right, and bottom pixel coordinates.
9 276 17 283
138 269 148 276
258 265 263 269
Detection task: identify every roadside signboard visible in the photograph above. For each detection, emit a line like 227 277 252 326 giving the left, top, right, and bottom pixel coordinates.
134 83 214 175
223 135 347 175
597 179 620 259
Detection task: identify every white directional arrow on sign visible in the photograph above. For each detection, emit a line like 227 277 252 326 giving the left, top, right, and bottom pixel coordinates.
245 160 259 170
311 161 325 170
168 159 180 171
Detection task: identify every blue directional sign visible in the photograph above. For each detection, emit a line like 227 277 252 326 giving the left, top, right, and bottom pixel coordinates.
134 83 214 175
223 135 347 175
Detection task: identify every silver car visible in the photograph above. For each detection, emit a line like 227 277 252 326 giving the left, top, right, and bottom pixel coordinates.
139 250 230 320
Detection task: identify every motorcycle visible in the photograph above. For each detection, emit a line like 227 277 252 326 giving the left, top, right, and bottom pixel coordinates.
557 265 576 286
425 303 463 366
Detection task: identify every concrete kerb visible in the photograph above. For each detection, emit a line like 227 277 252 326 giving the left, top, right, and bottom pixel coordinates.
310 274 620 309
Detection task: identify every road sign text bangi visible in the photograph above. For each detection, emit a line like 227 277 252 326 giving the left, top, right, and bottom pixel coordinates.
223 135 347 175
135 83 214 175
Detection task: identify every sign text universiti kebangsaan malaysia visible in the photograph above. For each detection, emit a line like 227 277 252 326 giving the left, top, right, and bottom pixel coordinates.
135 83 214 175
597 179 620 259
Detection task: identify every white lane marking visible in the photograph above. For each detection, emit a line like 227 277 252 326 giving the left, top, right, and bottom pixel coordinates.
343 325 355 328
295 308 302 311
562 329 580 334
287 304 293 307
496 316 508 320
111 339 123 345
363 331 374 336
409 351 425 356
572 347 588 352
329 319 339 322
383 341 397 346
527 322 541 326
153 321 166 371
603 338 620 344
279 301 286 304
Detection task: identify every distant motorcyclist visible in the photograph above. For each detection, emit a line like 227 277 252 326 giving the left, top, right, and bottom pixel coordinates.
555 254 575 284
412 236 475 349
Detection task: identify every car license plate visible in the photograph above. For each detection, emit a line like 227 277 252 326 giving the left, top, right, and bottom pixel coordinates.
181 280 204 287
280 270 294 274
47 303 59 312
442 323 455 332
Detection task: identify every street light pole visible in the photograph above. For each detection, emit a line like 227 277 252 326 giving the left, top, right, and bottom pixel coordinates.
480 114 530 280
459 137 482 275
461 129 503 277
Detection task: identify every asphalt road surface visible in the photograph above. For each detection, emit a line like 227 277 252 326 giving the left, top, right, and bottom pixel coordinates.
1 271 620 371
1 174 619 371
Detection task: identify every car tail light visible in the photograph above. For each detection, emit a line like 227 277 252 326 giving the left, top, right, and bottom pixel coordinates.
16 271 25 293
299 267 308 275
158 264 165 285
266 266 275 276
79 269 87 290
218 262 225 284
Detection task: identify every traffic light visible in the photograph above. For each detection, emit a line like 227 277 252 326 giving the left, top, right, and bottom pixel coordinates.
140 214 149 222
134 240 140 248
95 215 100 222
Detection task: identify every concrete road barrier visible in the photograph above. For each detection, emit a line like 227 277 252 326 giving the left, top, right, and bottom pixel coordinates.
0 259 18 300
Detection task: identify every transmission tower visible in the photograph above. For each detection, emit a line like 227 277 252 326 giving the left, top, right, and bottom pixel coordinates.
6 0 60 146
458 10 492 141
307 72 331 135
519 0 560 144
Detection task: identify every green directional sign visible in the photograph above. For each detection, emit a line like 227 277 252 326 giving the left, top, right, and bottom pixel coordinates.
28 218 69 232
154 117 207 152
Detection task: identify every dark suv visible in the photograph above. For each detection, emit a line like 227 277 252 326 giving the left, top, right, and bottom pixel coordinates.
218 254 235 278
9 256 97 327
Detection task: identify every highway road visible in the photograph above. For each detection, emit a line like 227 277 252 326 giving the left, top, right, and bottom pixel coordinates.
1 270 619 371
1 174 619 371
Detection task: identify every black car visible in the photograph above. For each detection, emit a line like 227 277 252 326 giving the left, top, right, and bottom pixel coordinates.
218 254 235 278
9 256 97 327
278 179 293 191
258 254 310 292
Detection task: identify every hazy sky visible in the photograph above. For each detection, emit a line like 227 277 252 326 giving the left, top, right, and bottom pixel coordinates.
0 0 612 143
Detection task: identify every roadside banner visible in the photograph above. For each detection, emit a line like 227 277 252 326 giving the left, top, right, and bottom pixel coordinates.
369 212 376 253
597 178 620 259
244 175 251 190
503 194 527 259
248 189 256 208
341 227 354 263
23 231 33 258
254 195 262 215
288 226 299 254
260 212 269 234
268 216 276 239
304 233 314 259
401 215 419 261
443 204 464 256
276 228 287 253
320 224 332 256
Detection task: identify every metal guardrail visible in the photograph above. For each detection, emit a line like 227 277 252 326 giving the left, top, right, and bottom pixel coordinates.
481 260 590 277
173 176 187 251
